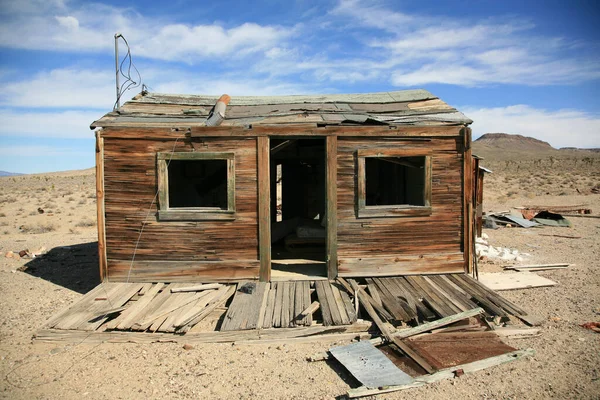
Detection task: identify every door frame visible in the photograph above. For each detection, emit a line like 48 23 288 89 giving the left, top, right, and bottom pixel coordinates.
257 135 338 282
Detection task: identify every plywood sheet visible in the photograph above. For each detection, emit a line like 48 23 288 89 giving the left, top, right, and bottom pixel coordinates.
478 272 557 291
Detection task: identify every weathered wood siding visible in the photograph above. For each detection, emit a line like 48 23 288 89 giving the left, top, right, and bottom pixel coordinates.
102 130 259 282
337 135 465 276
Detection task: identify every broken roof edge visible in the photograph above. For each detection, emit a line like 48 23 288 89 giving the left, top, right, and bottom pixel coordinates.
131 89 438 106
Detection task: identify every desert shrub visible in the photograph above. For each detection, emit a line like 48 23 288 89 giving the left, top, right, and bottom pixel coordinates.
78 199 87 205
20 222 57 234
0 212 6 217
69 228 81 234
87 192 96 199
75 218 96 227
28 211 38 216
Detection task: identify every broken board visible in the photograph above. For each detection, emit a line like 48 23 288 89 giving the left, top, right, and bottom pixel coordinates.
478 272 557 291
329 340 414 389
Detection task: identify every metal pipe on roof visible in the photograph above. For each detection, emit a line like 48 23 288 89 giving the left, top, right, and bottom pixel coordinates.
205 94 231 126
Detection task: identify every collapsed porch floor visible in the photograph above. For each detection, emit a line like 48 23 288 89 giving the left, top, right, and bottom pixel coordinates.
36 274 531 342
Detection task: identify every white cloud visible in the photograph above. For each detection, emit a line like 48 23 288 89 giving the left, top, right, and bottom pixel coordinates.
0 2 292 62
465 105 600 149
0 109 100 138
0 68 115 109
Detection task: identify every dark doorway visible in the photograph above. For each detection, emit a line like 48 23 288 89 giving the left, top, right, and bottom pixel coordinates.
269 138 327 280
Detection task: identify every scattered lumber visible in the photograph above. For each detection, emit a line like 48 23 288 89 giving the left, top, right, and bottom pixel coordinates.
493 326 540 338
538 234 581 239
478 272 557 291
171 283 224 293
348 279 435 374
504 263 570 272
346 348 535 398
34 321 374 344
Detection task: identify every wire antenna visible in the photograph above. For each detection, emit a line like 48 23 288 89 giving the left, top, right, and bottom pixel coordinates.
114 33 142 110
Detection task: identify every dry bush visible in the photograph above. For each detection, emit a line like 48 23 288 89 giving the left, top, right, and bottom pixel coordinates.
0 212 6 217
78 199 86 205
20 222 57 234
75 218 96 227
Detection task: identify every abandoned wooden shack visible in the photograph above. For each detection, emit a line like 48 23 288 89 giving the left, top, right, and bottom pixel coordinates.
90 89 476 284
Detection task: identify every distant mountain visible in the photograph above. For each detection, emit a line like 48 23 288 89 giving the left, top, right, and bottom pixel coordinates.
0 171 23 177
473 133 560 161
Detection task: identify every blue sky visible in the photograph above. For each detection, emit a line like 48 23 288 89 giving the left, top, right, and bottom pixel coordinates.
0 0 599 173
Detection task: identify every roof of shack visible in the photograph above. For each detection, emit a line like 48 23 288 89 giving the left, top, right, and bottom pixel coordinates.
90 89 472 129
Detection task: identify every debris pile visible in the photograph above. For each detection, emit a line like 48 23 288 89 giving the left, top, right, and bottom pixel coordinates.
475 234 529 263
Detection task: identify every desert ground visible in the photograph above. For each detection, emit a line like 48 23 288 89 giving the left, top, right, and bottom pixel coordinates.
0 136 599 399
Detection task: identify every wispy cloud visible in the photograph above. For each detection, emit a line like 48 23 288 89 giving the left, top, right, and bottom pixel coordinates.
0 2 293 62
0 109 100 138
465 105 600 149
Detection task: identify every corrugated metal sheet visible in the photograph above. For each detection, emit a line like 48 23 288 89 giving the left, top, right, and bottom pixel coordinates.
329 340 414 389
91 89 472 129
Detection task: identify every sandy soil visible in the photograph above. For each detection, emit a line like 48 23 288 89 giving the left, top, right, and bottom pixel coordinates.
0 166 599 399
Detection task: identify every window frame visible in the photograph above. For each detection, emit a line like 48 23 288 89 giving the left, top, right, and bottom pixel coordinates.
157 152 236 221
356 148 432 218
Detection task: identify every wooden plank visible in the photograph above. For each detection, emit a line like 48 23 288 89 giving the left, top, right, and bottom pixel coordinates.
366 284 383 307
447 275 507 317
422 276 465 314
262 285 277 329
326 135 338 279
323 281 344 325
78 283 146 331
337 253 465 277
106 283 165 330
391 278 436 321
158 290 215 332
369 278 410 322
95 131 108 281
179 285 236 332
272 282 283 328
256 282 271 329
35 321 374 345
45 284 112 329
347 349 534 398
165 289 222 333
302 281 313 326
428 275 478 312
171 283 224 293
376 278 417 320
348 279 435 374
504 263 570 272
478 272 557 291
130 283 177 331
339 289 357 323
330 282 351 325
54 283 124 330
315 281 334 326
403 276 454 318
338 278 394 321
281 282 291 328
459 275 527 316
462 127 473 274
292 282 304 327
392 308 484 339
258 136 271 282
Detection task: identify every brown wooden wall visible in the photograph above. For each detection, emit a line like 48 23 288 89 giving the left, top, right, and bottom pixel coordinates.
336 136 465 276
102 131 259 282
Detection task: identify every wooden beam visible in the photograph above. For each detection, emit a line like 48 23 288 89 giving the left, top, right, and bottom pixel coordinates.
258 136 271 282
391 307 484 339
95 130 108 281
462 127 473 274
171 283 224 293
34 321 373 344
326 135 338 280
